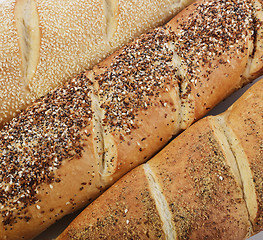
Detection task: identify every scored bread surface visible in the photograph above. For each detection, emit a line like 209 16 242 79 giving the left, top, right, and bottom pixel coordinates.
0 0 195 128
0 0 263 239
148 118 251 240
57 80 263 240
221 81 263 233
58 166 168 239
0 0 31 127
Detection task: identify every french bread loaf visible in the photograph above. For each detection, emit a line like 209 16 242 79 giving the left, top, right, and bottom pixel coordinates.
0 0 194 128
0 0 263 239
57 79 263 240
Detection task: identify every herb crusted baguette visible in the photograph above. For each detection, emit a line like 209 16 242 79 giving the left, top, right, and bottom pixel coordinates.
0 0 263 239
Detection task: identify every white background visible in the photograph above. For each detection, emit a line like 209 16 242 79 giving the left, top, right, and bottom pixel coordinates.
34 77 262 240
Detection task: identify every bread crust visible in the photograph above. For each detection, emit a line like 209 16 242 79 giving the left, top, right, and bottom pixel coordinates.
149 118 250 239
0 0 263 239
0 0 195 128
57 166 167 240
223 80 263 233
0 75 106 240
57 80 263 240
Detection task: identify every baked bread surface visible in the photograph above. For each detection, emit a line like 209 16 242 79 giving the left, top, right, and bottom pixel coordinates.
57 79 263 240
0 0 263 239
0 0 195 128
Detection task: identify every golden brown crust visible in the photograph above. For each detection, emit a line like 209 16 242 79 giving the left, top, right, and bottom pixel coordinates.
58 166 166 240
223 80 263 233
149 118 250 240
167 0 256 122
0 0 263 239
91 32 182 183
90 0 262 182
0 74 105 240
57 80 262 240
1 133 103 240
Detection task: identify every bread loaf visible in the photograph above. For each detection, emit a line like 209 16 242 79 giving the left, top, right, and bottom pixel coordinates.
0 0 263 239
57 79 263 240
0 0 194 128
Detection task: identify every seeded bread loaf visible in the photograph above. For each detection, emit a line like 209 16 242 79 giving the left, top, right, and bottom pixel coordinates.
0 0 194 128
57 79 263 240
0 0 263 239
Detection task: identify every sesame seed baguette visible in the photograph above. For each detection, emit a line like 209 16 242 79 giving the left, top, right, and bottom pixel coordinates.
0 0 263 239
0 0 195 128
0 0 32 128
57 79 263 240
